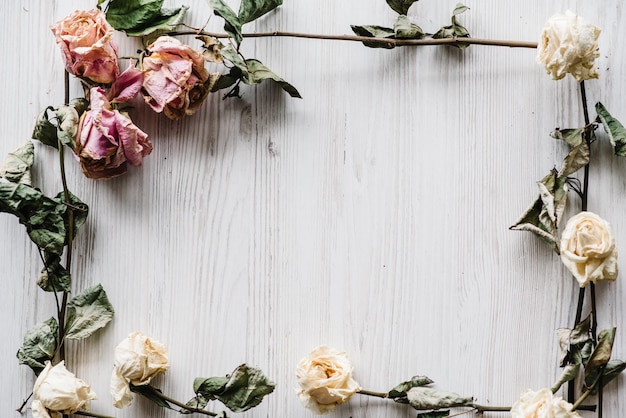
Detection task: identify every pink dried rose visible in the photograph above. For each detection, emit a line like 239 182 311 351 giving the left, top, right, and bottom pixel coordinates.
142 36 211 120
75 87 152 179
51 9 119 84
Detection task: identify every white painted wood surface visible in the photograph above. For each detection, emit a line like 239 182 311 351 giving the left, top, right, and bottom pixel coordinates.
1 1 625 417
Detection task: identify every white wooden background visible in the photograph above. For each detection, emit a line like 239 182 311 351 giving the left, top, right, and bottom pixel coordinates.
1 1 625 417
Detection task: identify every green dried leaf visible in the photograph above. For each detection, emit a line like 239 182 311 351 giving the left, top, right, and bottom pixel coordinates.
570 315 592 346
596 102 626 156
0 142 34 185
386 0 419 15
238 0 282 25
432 4 470 49
588 360 626 395
16 317 58 374
65 284 115 340
561 140 590 176
55 105 80 148
242 59 301 98
509 170 567 253
551 364 579 393
194 364 275 412
32 106 59 149
584 328 616 379
53 192 89 242
130 384 173 409
208 0 243 46
394 15 425 39
405 387 473 410
106 0 188 37
38 252 71 293
418 411 450 418
388 375 434 399
350 25 396 49
551 128 585 147
0 182 67 254
181 394 210 414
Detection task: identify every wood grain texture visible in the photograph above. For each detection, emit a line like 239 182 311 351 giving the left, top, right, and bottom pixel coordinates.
1 1 625 417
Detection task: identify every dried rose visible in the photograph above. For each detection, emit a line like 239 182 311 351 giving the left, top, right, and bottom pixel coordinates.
74 87 152 179
296 346 361 414
560 211 618 287
142 36 211 120
110 332 169 408
511 388 581 418
51 9 119 84
537 11 600 82
31 361 97 418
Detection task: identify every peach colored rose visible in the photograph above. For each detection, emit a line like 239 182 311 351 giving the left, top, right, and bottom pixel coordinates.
511 388 581 418
32 361 97 418
75 87 152 179
51 9 119 84
560 211 618 287
110 332 169 408
537 11 600 82
142 36 211 120
296 346 361 414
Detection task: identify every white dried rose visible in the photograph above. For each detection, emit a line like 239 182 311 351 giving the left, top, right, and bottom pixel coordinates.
110 331 169 408
511 388 581 418
560 211 618 287
32 361 97 418
296 345 361 414
537 10 600 82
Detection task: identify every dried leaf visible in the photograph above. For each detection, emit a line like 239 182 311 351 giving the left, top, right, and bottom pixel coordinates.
386 0 419 15
238 0 282 24
16 317 58 374
389 375 434 399
65 284 115 340
596 101 626 156
0 142 34 185
405 387 473 410
394 15 425 39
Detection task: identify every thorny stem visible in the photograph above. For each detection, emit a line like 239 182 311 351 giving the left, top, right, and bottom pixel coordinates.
169 30 538 49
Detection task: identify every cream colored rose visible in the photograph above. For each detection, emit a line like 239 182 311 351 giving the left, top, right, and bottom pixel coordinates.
537 10 600 82
560 211 618 287
32 361 97 418
296 345 361 414
110 331 169 408
511 388 581 418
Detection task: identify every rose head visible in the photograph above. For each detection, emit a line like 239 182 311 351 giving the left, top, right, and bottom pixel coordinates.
110 331 169 408
142 36 211 120
511 388 581 418
560 211 618 287
296 345 361 414
51 9 119 84
31 361 97 418
537 10 600 82
75 87 152 179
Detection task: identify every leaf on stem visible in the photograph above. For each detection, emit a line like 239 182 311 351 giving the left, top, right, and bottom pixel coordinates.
0 141 34 185
208 0 243 46
587 359 626 395
130 384 173 409
418 411 450 418
238 0 282 24
584 328 616 380
53 191 89 243
432 3 470 49
37 252 71 293
550 127 592 176
596 101 626 156
16 317 58 374
556 316 592 367
386 0 419 15
181 393 210 414
194 364 276 412
32 106 60 149
65 284 115 340
388 375 434 399
105 0 188 37
394 15 425 39
350 25 396 49
550 364 579 393
0 182 67 255
405 387 473 410
509 169 568 252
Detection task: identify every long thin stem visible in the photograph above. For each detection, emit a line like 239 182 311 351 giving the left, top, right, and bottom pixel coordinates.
57 70 75 364
169 30 538 49
140 385 217 416
357 389 389 398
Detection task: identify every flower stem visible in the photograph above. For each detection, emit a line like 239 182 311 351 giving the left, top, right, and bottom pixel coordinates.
74 411 115 418
170 30 538 49
140 385 218 416
357 389 389 398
